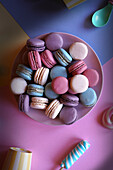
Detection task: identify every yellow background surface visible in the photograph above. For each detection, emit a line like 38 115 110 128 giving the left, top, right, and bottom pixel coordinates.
0 3 29 86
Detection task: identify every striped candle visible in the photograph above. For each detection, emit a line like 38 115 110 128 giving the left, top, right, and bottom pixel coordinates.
63 0 86 9
60 140 90 169
2 147 32 170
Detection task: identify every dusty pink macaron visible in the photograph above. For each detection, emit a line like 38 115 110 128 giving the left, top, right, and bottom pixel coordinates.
45 33 63 51
40 49 57 68
83 69 99 87
28 50 42 70
68 60 87 75
52 76 69 94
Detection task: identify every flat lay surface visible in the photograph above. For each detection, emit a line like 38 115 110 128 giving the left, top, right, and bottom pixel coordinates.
0 0 113 170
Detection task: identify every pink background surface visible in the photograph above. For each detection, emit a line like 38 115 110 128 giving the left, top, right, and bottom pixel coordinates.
0 58 113 170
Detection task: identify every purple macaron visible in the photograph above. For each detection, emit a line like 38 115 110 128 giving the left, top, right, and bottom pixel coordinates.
45 33 63 51
19 94 29 113
60 94 79 106
59 107 77 125
26 38 45 52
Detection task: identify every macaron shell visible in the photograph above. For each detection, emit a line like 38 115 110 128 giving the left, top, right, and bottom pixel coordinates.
83 69 99 87
69 42 88 60
40 49 56 68
28 51 42 70
11 77 27 95
52 76 69 94
45 82 59 100
70 74 89 94
50 65 67 80
45 33 63 51
31 97 49 104
59 107 77 125
79 88 97 107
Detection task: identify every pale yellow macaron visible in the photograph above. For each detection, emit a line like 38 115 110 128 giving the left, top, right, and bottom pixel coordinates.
34 67 49 85
69 42 88 60
30 97 49 110
70 74 89 94
45 99 63 119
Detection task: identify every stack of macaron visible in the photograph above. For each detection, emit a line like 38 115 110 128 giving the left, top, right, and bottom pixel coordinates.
10 32 99 125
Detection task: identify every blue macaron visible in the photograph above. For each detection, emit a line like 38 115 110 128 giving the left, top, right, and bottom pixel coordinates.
45 82 59 100
79 88 97 107
27 84 44 96
53 48 72 66
50 65 67 80
16 64 33 81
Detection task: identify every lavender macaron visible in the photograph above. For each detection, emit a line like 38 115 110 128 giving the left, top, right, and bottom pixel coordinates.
19 94 29 113
60 94 79 107
45 33 63 51
26 38 45 52
59 107 77 125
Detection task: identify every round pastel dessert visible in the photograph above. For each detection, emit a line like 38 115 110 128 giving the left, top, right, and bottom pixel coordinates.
40 49 57 68
19 94 29 113
27 84 44 96
59 107 77 125
45 33 63 51
34 67 49 85
16 64 33 81
53 48 72 66
102 106 113 129
28 51 42 70
79 88 97 107
11 77 27 95
52 76 69 94
26 38 45 52
60 94 79 107
83 69 99 87
70 74 89 94
50 65 67 80
45 82 59 100
69 42 88 60
30 97 49 110
45 99 63 119
68 60 87 75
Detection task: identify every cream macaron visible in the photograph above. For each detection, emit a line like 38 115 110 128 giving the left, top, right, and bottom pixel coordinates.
30 97 49 110
69 42 88 60
45 99 63 119
70 74 89 94
34 67 49 85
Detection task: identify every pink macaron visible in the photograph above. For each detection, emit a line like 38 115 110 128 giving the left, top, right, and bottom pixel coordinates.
52 76 69 94
40 49 57 68
68 60 87 75
28 51 42 70
83 69 99 87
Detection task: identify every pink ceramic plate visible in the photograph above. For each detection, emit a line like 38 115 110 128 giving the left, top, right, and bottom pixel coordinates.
11 32 103 125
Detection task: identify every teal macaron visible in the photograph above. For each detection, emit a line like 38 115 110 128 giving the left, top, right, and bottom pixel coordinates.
16 64 33 81
53 48 72 66
27 84 44 96
79 88 97 107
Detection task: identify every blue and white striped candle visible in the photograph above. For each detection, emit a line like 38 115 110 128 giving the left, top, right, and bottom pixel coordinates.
60 140 90 169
